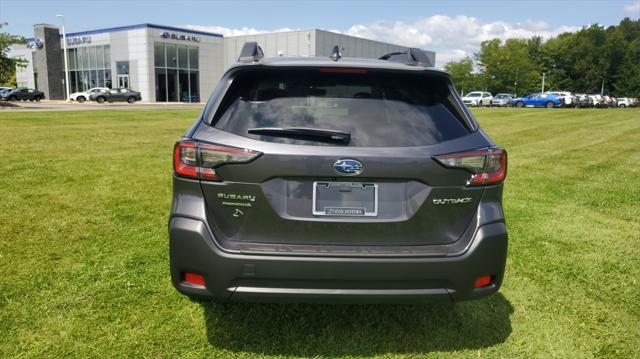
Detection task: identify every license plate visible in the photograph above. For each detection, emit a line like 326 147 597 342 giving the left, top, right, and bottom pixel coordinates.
312 182 378 216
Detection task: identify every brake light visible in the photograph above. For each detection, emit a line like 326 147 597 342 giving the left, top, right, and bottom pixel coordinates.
319 67 368 74
434 148 507 186
173 140 261 180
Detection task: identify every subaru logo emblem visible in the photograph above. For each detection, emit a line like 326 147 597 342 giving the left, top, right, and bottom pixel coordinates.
333 159 363 175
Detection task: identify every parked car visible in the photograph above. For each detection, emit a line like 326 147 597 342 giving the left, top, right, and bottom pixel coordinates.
617 98 632 108
461 91 493 107
90 88 141 103
492 93 513 107
0 88 45 101
169 43 509 303
70 87 110 103
548 91 576 108
574 94 593 108
0 87 14 97
588 95 607 108
603 96 617 107
512 93 562 108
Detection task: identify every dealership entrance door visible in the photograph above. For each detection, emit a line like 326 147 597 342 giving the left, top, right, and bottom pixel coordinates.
117 75 129 89
116 61 130 89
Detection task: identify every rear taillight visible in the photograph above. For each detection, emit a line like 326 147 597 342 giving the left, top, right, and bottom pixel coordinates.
173 140 261 180
434 147 507 186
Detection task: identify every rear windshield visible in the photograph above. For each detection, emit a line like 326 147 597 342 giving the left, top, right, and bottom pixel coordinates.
211 68 470 147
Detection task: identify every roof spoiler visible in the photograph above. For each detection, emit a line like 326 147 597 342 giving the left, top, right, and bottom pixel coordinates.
238 42 264 63
330 45 342 61
379 48 434 67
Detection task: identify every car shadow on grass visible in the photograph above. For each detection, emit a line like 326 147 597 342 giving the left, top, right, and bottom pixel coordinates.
200 293 512 356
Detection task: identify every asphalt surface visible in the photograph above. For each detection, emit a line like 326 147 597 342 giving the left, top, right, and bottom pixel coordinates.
0 100 205 112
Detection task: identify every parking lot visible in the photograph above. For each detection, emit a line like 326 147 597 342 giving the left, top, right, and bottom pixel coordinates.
0 100 204 112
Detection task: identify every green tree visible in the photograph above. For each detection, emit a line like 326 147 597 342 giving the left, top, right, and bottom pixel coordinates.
443 56 476 96
444 18 640 97
0 23 27 86
475 38 539 96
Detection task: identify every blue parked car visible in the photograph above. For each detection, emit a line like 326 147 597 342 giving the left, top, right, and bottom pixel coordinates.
512 93 563 108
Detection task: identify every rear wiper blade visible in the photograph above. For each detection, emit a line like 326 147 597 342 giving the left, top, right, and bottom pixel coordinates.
248 127 351 143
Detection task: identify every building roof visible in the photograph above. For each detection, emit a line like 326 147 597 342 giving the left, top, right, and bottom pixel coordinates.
63 23 223 38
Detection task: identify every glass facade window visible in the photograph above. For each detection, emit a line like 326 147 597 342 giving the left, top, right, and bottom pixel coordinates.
189 47 198 69
154 42 165 67
69 48 77 70
155 68 167 102
178 45 188 69
105 69 112 88
154 42 199 102
82 47 89 69
96 47 104 68
166 44 177 68
104 45 110 68
67 44 112 93
116 61 129 75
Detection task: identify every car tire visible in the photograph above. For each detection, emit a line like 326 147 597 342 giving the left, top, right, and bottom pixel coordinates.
620 104 626 108
34 96 42 102
515 101 524 108
545 101 554 108
127 96 136 104
96 96 106 104
489 101 493 108
9 96 17 101
77 97 86 103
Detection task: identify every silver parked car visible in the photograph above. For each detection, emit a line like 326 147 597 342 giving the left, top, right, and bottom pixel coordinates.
492 93 514 107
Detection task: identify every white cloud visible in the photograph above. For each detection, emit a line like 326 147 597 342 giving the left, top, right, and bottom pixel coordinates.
344 16 579 66
625 1 640 13
183 24 297 37
184 15 579 68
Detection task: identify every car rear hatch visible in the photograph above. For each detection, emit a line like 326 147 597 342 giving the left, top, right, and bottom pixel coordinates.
180 66 503 251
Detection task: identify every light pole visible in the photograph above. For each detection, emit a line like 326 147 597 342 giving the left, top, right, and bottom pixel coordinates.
56 14 70 101
541 72 546 93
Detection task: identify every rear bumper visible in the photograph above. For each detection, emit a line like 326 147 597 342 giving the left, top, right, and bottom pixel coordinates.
169 217 508 303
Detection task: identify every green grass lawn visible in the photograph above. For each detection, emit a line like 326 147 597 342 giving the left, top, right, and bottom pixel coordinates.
1 108 639 358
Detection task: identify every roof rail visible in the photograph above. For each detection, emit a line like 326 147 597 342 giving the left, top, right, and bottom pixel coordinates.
330 45 342 61
379 48 434 67
238 42 264 63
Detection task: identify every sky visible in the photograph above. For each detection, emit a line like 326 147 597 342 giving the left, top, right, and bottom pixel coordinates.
1 0 639 67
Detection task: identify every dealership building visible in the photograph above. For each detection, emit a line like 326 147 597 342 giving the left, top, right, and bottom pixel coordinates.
10 23 435 102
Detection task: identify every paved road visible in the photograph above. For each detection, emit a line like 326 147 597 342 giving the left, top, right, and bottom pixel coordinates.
0 100 204 112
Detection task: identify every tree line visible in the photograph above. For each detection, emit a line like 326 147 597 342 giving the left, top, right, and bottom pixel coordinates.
444 18 640 97
0 24 26 86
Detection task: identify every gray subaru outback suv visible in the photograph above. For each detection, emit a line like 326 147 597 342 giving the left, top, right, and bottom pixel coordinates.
169 43 508 303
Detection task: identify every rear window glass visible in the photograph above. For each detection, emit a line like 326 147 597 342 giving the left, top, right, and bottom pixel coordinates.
212 68 470 147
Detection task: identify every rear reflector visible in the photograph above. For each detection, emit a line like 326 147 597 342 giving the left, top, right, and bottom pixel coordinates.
474 275 493 288
434 147 507 186
173 140 261 181
183 272 206 287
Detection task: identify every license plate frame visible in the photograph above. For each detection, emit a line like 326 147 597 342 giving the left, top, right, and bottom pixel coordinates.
312 181 378 217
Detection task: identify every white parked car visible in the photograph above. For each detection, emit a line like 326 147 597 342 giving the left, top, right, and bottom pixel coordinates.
69 87 109 103
617 98 632 108
589 94 606 108
548 91 576 107
462 91 493 107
